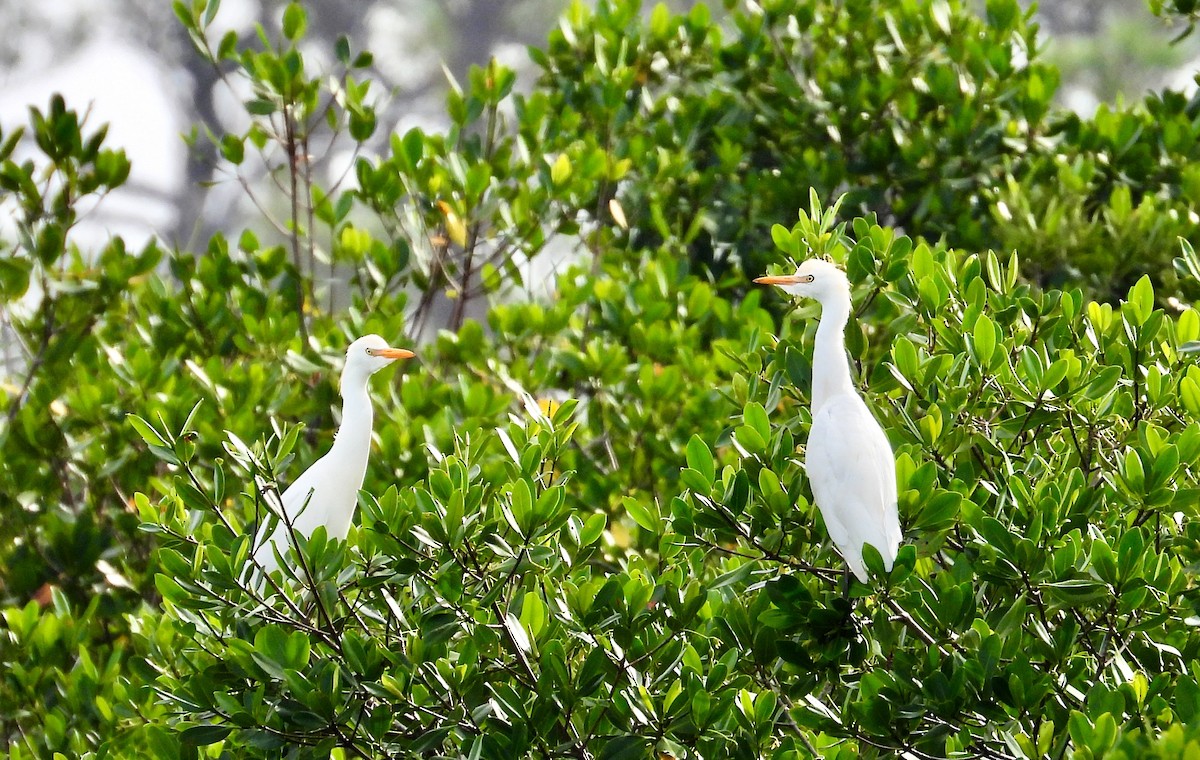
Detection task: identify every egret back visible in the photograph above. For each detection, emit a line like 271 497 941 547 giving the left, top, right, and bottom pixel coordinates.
252 450 364 573
805 392 900 582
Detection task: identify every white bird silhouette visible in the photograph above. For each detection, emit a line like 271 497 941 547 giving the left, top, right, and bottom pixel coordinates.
756 259 901 582
253 334 414 574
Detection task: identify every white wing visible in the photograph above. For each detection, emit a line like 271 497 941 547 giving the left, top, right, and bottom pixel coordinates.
252 453 339 573
805 393 900 581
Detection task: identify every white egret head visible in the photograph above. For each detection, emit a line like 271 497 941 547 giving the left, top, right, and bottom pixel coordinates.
341 334 415 388
754 258 848 303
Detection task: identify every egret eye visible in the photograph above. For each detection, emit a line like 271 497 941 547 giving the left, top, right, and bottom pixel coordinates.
801 274 815 283
365 348 376 356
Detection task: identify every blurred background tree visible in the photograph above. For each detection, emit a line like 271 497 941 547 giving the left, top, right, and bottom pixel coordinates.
0 0 1195 248
1029 0 1200 112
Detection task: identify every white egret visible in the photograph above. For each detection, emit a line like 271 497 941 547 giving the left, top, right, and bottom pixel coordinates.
755 260 901 582
253 335 415 574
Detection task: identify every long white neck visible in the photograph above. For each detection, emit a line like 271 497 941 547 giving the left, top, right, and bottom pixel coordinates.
330 369 374 489
811 290 855 413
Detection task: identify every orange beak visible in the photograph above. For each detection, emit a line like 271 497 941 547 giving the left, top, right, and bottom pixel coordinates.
753 275 805 285
375 347 416 359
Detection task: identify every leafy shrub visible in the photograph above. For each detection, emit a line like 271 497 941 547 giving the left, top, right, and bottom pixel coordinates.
534 0 1200 299
3 0 1200 757
530 0 1057 282
682 196 1200 756
990 91 1200 299
140 194 1200 757
0 97 157 606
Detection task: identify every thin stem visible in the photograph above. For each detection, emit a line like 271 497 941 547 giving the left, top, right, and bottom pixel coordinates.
284 106 309 345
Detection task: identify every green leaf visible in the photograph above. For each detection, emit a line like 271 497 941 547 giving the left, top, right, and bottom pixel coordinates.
743 401 770 443
401 128 424 168
686 435 716 487
1046 578 1109 605
420 610 459 647
986 0 1018 26
180 724 232 746
770 224 796 256
1121 448 1146 493
519 591 547 639
1082 366 1122 400
202 0 221 27
349 107 376 141
914 492 961 531
1090 712 1117 754
1041 358 1069 393
579 513 606 545
892 336 919 381
509 479 534 535
984 250 1004 291
754 689 778 725
1068 710 1094 752
252 627 287 678
334 34 351 64
711 561 754 590
623 496 660 532
171 0 193 29
128 414 169 448
1148 444 1179 491
734 424 767 453
1117 528 1145 581
154 574 187 605
282 2 306 40
503 613 531 655
1182 376 1200 417
599 736 649 760
245 98 276 115
411 726 454 753
219 134 244 164
1090 539 1117 584
757 467 782 498
1128 275 1154 326
973 314 996 368
0 257 31 299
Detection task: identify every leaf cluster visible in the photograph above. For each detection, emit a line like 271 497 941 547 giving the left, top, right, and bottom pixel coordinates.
3 0 1200 758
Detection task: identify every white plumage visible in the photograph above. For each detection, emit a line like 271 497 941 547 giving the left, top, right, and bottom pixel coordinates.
756 259 901 581
252 334 414 574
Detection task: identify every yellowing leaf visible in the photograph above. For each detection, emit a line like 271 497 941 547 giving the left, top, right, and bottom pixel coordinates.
608 520 630 548
550 153 571 186
339 225 371 256
436 200 468 247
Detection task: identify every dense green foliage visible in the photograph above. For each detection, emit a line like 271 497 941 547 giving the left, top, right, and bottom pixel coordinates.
2 0 1200 757
532 0 1200 299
